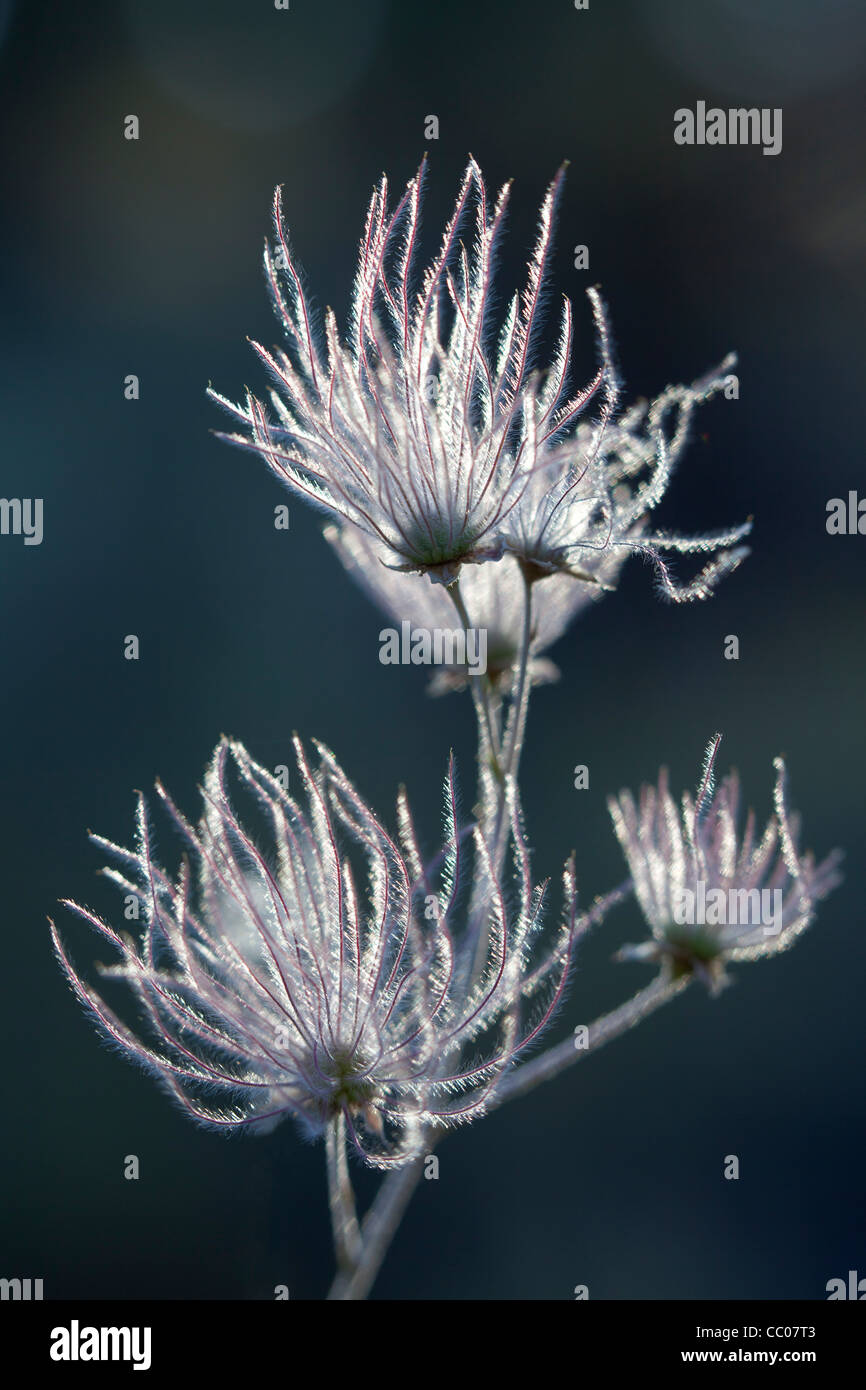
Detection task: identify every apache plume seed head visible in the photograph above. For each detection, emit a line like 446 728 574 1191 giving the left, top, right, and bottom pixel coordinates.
52 739 576 1166
211 156 750 601
209 157 606 584
609 736 842 993
501 330 752 601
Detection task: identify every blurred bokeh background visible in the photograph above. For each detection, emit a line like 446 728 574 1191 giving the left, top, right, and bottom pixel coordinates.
1 0 864 1299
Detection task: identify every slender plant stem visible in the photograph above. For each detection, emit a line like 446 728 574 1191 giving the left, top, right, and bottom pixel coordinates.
446 579 502 782
492 973 690 1107
467 565 535 987
326 1113 362 1274
502 566 534 785
327 1151 427 1301
490 566 534 872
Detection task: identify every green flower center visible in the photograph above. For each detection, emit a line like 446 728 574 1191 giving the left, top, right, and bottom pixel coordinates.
321 1045 377 1116
400 519 480 568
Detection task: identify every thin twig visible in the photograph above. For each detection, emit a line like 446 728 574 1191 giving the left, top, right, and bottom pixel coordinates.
490 564 534 872
493 973 690 1108
327 1151 427 1300
446 579 502 780
326 1113 362 1274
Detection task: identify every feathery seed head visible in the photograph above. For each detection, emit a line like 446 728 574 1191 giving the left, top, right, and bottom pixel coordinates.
52 738 576 1166
209 158 605 584
609 737 842 993
211 156 751 605
500 324 753 601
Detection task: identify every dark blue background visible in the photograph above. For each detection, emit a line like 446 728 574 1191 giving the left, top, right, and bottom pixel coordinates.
1 0 864 1299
